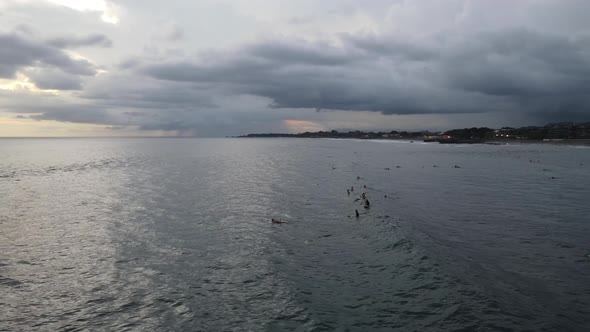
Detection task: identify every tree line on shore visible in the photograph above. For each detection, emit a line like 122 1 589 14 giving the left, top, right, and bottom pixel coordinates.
238 122 590 141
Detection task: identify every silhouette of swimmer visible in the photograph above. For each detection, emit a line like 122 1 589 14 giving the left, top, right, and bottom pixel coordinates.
361 192 366 200
364 199 371 209
355 209 360 218
271 218 286 224
347 189 350 196
351 186 354 192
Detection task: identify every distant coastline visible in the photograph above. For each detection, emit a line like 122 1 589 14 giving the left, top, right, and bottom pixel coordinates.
236 122 590 145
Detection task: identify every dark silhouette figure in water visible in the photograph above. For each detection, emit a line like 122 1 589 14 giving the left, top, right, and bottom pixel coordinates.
347 189 350 196
271 218 286 224
364 199 370 209
351 186 354 192
355 209 360 218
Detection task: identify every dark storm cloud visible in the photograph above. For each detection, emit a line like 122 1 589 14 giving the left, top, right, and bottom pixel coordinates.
144 38 494 114
0 32 97 78
47 34 113 49
143 29 590 121
442 29 590 96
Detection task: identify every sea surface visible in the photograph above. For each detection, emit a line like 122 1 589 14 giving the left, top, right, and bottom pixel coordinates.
1 138 589 331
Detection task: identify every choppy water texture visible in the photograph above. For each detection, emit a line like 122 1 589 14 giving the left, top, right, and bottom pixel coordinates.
1 138 589 331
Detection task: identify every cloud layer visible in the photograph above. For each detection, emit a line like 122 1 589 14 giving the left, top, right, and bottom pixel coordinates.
0 32 98 78
144 29 590 119
1 0 590 136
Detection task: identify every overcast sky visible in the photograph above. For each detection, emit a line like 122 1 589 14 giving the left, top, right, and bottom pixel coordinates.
1 0 589 136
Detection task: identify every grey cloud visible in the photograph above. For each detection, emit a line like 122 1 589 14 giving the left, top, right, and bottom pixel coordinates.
118 58 141 69
11 24 36 36
123 111 148 117
342 33 436 61
29 108 114 124
155 24 184 42
26 68 84 90
1 85 287 136
0 89 117 125
33 76 83 90
4 0 590 136
247 39 366 66
443 30 590 96
135 107 290 136
5 103 117 125
143 29 590 121
81 74 216 109
47 34 113 48
167 28 184 41
0 32 98 79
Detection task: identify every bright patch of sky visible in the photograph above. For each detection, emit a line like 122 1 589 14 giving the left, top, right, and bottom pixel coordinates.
46 0 119 24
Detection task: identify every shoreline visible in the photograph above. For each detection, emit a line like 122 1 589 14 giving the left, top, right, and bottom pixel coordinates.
237 136 590 146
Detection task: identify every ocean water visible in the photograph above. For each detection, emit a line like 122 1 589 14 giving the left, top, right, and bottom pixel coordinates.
1 138 589 331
